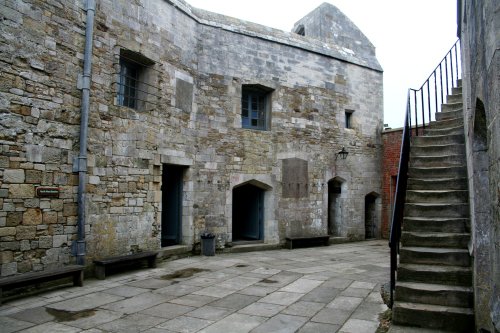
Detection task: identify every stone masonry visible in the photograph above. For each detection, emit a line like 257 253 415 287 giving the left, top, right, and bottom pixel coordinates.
0 0 383 275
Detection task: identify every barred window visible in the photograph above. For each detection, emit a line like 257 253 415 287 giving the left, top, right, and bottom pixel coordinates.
118 59 140 109
242 85 272 131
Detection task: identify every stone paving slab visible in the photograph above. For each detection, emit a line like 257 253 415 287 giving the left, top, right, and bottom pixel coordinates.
0 240 400 333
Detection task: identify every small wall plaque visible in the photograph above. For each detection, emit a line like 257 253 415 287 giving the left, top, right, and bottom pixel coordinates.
36 186 60 198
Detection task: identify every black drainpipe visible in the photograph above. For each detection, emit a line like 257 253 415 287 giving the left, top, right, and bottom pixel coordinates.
74 0 96 265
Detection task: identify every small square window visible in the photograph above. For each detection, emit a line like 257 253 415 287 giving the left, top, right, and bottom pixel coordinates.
118 59 140 109
116 50 155 110
345 110 354 129
241 85 272 130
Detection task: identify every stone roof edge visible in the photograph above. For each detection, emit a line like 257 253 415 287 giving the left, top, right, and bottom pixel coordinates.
165 0 383 73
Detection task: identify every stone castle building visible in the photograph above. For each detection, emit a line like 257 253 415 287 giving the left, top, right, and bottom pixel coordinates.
0 0 383 275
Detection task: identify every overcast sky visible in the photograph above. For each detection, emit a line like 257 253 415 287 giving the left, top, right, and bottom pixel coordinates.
186 0 458 128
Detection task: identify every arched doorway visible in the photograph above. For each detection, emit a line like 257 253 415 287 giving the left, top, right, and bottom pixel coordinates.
365 192 380 239
328 178 345 236
232 183 265 241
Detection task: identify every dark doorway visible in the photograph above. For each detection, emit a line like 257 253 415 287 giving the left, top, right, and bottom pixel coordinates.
365 193 378 239
161 165 186 247
328 179 343 236
233 184 264 241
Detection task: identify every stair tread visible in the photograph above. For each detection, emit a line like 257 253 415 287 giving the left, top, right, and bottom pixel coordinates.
409 166 465 170
394 301 474 314
408 177 467 181
407 190 468 193
399 263 471 271
412 143 464 148
396 281 472 293
405 203 468 206
402 247 469 254
402 231 470 237
404 216 469 222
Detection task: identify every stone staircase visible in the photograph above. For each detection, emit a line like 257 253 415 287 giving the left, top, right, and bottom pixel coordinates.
392 81 475 331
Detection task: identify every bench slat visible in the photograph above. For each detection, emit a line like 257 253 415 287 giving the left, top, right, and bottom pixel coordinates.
0 265 84 304
93 251 157 280
285 236 330 249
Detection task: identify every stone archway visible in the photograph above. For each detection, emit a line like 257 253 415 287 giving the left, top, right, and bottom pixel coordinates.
365 192 381 239
327 177 347 237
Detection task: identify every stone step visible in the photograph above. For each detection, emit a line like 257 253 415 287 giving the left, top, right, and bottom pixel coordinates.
399 247 470 267
435 109 463 121
404 203 469 218
403 217 470 233
408 166 467 179
446 93 463 104
411 144 465 157
401 231 469 248
409 154 465 167
441 102 462 113
427 117 463 130
424 125 464 136
452 87 462 95
407 178 468 191
392 301 474 332
397 263 472 286
412 133 464 146
395 281 473 308
406 190 468 204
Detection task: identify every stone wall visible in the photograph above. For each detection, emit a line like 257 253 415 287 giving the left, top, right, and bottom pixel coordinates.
459 0 499 331
0 0 383 276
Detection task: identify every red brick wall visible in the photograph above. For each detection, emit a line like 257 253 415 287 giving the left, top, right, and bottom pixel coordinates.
381 128 403 238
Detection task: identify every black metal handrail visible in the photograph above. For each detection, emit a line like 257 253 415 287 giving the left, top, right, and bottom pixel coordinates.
408 40 461 136
388 40 461 308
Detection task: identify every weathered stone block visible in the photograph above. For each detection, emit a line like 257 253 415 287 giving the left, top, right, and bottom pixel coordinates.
63 203 77 216
43 211 58 224
0 251 13 264
0 227 16 237
25 169 42 183
23 208 43 225
1 262 17 276
38 236 52 249
53 234 68 247
0 189 8 198
6 212 22 226
8 184 35 198
24 198 40 208
20 240 31 251
3 169 25 183
16 225 36 240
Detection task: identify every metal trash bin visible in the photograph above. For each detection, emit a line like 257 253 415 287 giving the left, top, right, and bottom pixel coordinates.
201 232 215 256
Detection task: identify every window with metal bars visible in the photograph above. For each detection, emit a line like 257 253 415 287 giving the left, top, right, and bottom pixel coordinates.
242 86 271 130
116 49 157 111
118 58 140 109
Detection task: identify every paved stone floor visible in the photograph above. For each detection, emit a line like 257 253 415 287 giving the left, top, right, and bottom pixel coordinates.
0 240 390 333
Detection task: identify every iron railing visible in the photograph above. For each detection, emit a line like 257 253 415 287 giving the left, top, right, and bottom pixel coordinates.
388 40 462 308
408 40 462 136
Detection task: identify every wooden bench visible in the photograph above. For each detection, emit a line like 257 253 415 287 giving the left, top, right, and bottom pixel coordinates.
0 265 84 304
285 236 330 249
93 251 158 280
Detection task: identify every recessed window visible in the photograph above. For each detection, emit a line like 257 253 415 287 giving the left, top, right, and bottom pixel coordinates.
345 110 354 129
118 59 140 109
295 25 305 36
242 85 272 130
117 49 155 110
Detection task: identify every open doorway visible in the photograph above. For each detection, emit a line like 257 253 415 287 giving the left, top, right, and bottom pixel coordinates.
365 193 379 239
232 183 264 242
161 164 186 247
328 178 345 236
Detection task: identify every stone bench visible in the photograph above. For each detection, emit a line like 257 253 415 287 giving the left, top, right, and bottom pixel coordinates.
0 265 84 304
93 251 158 280
285 236 330 249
